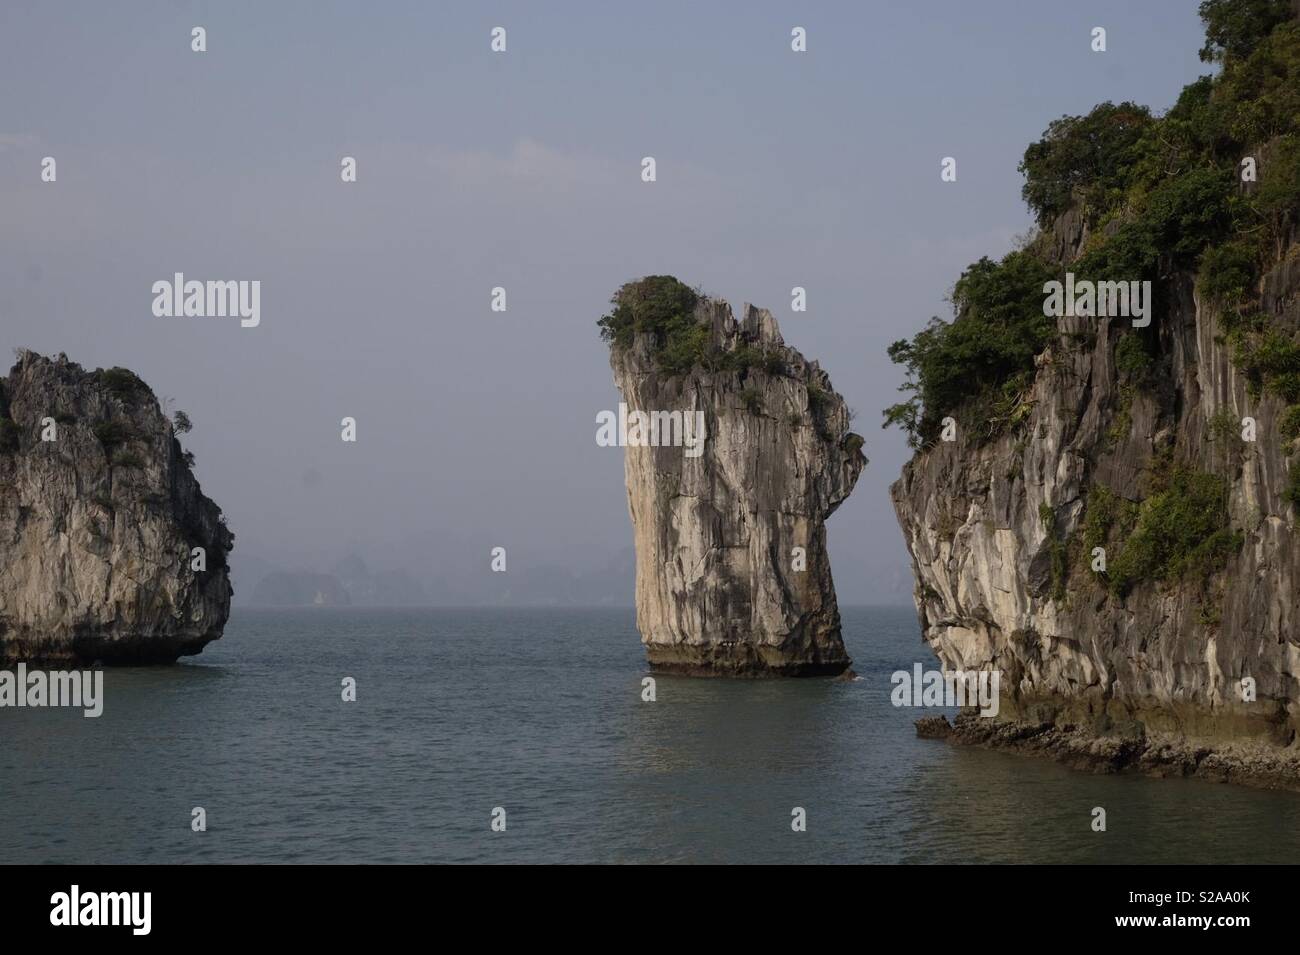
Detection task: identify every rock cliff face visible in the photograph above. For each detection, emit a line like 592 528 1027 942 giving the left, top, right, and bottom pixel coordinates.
606 282 864 676
0 352 233 663
885 2 1300 786
891 189 1300 770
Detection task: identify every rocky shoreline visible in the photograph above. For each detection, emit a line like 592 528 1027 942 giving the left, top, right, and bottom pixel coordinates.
918 713 1300 793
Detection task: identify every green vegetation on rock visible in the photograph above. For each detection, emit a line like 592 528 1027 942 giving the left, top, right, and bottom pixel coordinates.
1082 485 1139 560
1230 319 1300 402
1287 460 1300 505
93 420 135 453
598 275 789 378
597 276 705 375
883 2 1300 450
883 252 1053 447
1199 0 1295 63
1104 465 1242 595
1038 503 1070 602
1018 101 1154 228
1198 239 1259 304
1115 332 1155 383
96 367 151 400
1280 404 1300 439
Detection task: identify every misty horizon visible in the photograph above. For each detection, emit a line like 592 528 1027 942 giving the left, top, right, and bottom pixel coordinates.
0 1 1210 606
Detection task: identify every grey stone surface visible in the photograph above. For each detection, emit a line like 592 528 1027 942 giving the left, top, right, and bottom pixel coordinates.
0 352 232 663
892 210 1300 752
608 296 864 676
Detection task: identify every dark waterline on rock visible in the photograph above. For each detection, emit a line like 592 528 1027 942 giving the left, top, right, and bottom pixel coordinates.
3 606 1300 863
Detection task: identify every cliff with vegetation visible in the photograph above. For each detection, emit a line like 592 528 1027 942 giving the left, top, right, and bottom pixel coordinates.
887 0 1300 785
0 351 233 663
602 276 864 676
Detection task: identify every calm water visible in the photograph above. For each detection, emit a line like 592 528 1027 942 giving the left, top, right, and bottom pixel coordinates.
4 606 1300 864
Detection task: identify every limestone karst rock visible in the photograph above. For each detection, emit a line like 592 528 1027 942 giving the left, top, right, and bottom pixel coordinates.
602 277 865 676
888 6 1300 784
892 219 1300 754
0 351 233 663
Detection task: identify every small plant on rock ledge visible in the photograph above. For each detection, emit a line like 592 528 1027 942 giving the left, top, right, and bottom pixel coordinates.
1107 465 1242 595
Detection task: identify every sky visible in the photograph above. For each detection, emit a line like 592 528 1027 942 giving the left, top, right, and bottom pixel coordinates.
0 0 1213 603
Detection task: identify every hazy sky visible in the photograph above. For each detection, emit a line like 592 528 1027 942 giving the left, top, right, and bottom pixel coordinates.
0 1 1211 601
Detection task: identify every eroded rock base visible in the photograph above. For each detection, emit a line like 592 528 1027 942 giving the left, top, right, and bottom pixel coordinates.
2 631 213 666
919 712 1300 792
646 642 851 678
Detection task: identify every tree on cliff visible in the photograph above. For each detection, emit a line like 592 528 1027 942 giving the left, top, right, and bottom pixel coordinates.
884 0 1300 451
884 0 1300 603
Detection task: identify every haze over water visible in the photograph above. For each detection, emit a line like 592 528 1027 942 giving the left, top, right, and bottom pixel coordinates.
4 606 1298 864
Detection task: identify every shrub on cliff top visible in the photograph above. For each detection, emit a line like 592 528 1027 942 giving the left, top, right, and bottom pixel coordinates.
884 2 1300 449
1198 0 1294 63
1035 5 1299 273
598 276 794 379
1018 101 1154 227
597 276 701 371
1075 166 1236 281
883 251 1054 446
721 344 785 376
97 366 151 401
